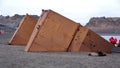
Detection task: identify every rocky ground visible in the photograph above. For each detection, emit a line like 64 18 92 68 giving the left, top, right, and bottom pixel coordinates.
0 32 120 68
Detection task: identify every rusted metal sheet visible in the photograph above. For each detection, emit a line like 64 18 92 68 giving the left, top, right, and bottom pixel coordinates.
25 10 80 52
69 26 114 53
9 14 38 45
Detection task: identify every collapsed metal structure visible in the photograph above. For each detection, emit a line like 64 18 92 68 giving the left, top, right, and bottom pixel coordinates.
9 10 113 53
9 14 38 45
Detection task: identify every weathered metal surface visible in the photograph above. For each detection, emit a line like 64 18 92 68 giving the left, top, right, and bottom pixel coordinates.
69 26 114 53
25 10 80 52
9 14 38 45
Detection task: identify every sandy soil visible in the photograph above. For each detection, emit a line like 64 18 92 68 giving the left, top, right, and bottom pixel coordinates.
0 32 120 68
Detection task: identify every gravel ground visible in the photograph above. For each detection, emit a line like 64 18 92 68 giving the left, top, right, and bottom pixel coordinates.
0 32 120 68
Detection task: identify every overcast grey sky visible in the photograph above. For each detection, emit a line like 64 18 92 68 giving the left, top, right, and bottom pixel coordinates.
0 0 120 25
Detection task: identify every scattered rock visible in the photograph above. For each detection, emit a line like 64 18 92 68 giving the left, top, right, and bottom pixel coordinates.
88 52 106 57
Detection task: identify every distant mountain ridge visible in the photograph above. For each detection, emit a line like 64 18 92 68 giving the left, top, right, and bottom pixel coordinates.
0 15 120 35
85 17 120 35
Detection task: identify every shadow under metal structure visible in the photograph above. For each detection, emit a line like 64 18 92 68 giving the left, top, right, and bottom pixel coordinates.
9 14 38 45
25 10 113 53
